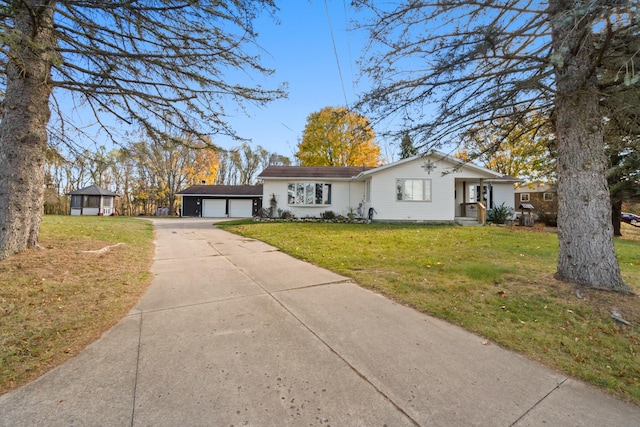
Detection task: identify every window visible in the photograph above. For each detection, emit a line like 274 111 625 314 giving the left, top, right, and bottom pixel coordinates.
396 179 431 202
103 197 113 208
520 193 530 202
543 192 554 201
83 195 100 208
70 195 82 208
287 183 331 205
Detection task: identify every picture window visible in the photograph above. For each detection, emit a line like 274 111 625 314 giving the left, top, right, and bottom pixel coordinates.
287 183 331 205
396 179 432 202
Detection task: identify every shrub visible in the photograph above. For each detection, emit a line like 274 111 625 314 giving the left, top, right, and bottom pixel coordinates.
321 210 336 220
280 210 294 219
537 211 558 226
487 202 513 224
347 207 356 220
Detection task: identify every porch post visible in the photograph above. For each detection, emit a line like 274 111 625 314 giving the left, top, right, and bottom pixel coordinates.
478 178 485 225
462 181 466 202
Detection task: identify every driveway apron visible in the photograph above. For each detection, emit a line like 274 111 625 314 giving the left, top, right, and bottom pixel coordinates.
1 218 639 426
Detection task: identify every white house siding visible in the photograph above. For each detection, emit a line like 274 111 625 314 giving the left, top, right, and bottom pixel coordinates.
490 183 516 212
262 180 365 218
367 159 456 221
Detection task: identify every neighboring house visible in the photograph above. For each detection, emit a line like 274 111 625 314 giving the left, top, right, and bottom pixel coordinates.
177 185 263 218
258 152 520 223
68 185 118 216
514 182 558 217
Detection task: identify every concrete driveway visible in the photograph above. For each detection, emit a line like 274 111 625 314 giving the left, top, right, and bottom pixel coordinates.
1 217 638 426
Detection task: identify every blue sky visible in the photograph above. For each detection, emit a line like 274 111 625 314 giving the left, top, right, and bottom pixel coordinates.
214 0 397 161
53 1 401 161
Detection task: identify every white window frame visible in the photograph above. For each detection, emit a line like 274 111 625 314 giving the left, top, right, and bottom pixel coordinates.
543 192 554 201
520 193 530 202
287 182 332 206
396 179 432 202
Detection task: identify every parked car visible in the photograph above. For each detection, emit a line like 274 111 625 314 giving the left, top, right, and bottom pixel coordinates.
621 212 640 225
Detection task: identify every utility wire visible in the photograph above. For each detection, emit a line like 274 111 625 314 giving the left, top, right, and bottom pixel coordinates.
324 0 349 107
342 0 357 97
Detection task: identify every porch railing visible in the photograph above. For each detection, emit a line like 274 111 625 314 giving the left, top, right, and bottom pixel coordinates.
477 202 486 225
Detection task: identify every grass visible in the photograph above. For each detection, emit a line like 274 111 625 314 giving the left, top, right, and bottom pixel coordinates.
219 220 640 404
0 215 155 395
2 216 639 404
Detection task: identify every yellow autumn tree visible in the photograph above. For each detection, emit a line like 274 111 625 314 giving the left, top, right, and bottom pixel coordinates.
129 134 221 215
295 106 383 167
457 111 556 182
186 136 220 186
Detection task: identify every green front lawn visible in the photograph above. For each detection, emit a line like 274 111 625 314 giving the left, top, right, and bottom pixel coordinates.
219 221 640 404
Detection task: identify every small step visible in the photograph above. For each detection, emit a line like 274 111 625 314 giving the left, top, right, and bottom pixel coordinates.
455 217 482 226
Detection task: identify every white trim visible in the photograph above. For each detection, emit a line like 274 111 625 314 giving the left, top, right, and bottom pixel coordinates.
256 176 355 181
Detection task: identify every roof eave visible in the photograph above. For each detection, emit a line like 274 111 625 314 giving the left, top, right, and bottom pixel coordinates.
259 176 357 181
177 193 261 197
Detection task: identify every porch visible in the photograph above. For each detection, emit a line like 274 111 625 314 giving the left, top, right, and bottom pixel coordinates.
454 175 518 225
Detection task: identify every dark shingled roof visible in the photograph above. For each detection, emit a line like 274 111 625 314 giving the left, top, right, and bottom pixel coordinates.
67 184 118 197
258 166 366 179
177 185 263 196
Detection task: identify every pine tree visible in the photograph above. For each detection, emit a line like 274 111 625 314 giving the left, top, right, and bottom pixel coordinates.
399 133 418 159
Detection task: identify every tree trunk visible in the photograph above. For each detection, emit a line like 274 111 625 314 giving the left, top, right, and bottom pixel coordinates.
0 2 56 260
168 195 176 216
611 199 622 237
550 0 629 292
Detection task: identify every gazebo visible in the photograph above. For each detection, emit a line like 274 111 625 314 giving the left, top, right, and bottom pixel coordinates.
68 185 118 216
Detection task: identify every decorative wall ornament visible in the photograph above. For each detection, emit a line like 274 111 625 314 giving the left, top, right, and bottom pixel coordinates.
422 159 437 174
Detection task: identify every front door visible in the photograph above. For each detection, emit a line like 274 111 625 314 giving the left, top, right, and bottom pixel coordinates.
476 185 494 209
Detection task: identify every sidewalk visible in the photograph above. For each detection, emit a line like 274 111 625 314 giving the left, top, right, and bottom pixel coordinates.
1 217 638 426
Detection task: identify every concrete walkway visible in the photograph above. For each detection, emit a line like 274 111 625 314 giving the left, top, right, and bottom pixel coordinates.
1 218 638 426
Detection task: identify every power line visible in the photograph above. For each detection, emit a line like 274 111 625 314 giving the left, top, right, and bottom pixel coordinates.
342 0 357 97
324 0 349 107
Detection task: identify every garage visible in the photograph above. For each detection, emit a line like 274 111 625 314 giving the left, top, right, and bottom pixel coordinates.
177 185 263 218
229 199 253 218
202 199 227 217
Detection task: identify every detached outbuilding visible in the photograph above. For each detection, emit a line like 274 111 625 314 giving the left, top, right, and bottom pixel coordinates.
68 185 118 216
177 185 263 218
